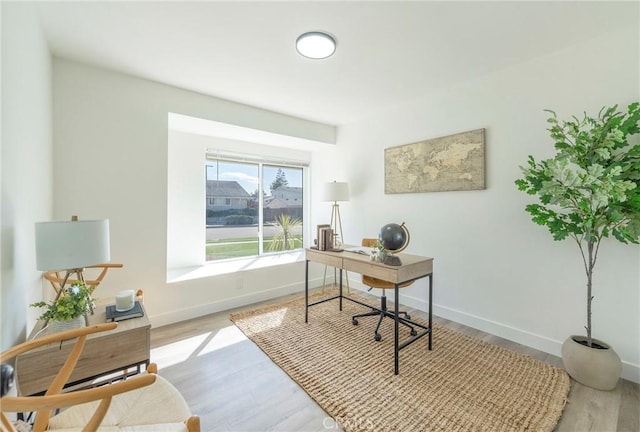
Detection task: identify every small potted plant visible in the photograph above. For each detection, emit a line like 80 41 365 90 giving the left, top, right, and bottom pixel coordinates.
31 282 95 332
515 102 640 390
369 239 387 262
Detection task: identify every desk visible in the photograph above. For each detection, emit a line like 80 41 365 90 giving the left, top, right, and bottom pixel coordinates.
16 298 151 396
305 247 434 374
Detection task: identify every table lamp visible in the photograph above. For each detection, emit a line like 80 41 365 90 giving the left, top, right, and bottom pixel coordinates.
35 216 110 317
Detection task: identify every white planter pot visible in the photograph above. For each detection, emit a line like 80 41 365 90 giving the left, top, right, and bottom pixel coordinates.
561 335 621 391
49 315 86 334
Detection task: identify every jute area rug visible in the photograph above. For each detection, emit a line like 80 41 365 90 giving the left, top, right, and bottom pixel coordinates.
230 291 570 432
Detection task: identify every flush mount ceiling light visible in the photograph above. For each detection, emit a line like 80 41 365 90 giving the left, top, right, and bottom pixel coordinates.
296 31 336 59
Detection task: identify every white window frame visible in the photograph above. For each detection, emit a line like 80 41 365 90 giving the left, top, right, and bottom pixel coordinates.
205 151 308 262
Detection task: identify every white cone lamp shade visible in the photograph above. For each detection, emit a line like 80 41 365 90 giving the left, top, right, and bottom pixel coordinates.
322 182 349 202
35 219 110 271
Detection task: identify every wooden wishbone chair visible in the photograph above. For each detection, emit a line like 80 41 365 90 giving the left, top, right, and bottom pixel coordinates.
1 323 200 432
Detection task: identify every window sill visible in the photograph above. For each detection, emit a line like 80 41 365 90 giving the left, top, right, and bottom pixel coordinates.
167 250 305 283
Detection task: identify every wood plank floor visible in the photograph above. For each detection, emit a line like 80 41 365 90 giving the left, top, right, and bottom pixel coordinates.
150 289 639 432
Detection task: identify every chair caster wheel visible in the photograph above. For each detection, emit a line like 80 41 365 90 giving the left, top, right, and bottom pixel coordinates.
410 329 418 336
374 333 382 342
352 318 359 325
405 314 412 320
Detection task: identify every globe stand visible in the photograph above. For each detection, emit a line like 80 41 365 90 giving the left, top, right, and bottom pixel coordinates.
384 254 402 266
379 222 410 267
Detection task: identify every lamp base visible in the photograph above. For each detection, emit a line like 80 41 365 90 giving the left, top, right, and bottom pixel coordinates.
384 255 402 266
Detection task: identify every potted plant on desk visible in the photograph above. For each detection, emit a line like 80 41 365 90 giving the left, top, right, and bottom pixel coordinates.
31 282 95 333
515 102 640 390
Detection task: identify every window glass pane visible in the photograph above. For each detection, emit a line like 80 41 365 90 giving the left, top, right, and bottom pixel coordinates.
263 165 304 252
205 161 259 261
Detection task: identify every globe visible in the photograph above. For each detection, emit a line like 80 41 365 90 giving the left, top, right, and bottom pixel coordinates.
378 222 410 265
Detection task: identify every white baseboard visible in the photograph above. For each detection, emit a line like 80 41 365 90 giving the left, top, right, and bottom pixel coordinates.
150 277 323 328
395 290 639 384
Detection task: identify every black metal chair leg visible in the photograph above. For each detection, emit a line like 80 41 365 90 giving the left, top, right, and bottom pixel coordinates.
397 314 418 337
352 308 383 325
352 294 418 341
380 310 417 339
373 311 385 341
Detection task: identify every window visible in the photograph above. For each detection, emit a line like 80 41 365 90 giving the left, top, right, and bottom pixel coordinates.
205 156 305 261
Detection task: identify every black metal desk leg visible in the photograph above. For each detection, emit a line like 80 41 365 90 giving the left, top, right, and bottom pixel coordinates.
305 259 309 323
428 273 433 350
394 282 400 375
339 269 343 311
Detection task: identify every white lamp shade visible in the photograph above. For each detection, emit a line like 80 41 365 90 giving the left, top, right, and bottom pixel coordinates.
35 219 110 271
323 181 349 202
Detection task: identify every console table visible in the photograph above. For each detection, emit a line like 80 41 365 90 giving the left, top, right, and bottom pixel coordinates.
305 247 434 374
16 298 151 396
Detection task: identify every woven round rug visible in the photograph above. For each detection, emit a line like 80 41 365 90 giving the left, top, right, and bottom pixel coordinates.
230 291 570 432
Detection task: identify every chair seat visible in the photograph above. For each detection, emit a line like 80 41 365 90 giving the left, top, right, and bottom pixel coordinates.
47 374 192 431
362 275 412 289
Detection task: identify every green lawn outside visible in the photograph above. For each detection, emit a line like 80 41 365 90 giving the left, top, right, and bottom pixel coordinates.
206 236 303 260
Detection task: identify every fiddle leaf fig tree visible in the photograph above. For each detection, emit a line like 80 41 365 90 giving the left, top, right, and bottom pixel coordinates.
515 102 640 347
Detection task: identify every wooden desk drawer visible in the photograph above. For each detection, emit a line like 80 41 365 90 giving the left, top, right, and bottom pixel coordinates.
346 259 396 282
306 249 342 268
346 255 433 284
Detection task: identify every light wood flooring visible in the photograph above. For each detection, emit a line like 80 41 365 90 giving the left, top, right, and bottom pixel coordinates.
150 289 639 432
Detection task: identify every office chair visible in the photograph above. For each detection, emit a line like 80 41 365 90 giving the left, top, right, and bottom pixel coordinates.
352 238 417 341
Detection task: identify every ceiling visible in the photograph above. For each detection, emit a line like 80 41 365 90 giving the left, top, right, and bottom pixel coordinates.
35 1 638 126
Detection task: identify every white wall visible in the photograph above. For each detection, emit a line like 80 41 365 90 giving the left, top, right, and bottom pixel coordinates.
51 59 334 328
1 2 53 350
325 27 639 381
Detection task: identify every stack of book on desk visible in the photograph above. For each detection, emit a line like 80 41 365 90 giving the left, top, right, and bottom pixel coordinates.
316 224 334 251
106 301 144 322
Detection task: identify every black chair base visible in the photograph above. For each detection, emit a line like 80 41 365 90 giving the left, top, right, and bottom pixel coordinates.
352 294 417 342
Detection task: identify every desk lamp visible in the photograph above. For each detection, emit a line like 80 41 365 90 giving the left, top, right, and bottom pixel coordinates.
35 216 110 318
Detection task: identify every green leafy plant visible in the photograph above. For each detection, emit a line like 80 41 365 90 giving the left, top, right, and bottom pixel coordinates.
268 213 302 251
30 282 95 322
515 102 640 347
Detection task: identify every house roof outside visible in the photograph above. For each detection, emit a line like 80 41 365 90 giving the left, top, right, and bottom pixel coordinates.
273 186 301 194
206 180 250 198
265 198 290 209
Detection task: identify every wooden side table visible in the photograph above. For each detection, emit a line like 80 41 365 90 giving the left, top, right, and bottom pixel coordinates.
15 298 151 396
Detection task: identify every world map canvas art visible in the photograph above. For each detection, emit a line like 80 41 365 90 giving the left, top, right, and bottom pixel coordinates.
385 128 485 194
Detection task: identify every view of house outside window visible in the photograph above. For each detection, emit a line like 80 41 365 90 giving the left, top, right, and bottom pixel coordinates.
205 159 304 261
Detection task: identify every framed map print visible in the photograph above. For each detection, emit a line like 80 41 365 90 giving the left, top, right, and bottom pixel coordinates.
384 128 485 194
